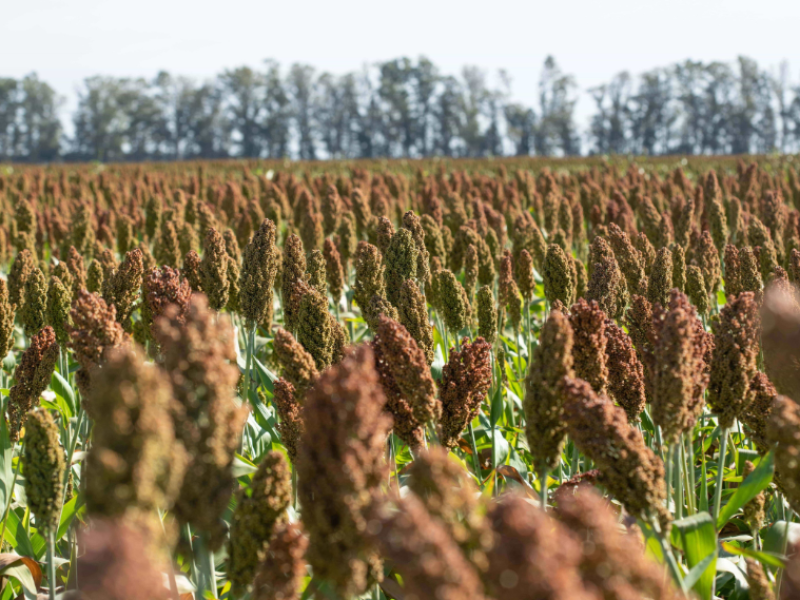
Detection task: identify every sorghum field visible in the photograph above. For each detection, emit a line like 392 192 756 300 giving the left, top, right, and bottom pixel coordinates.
1 155 800 600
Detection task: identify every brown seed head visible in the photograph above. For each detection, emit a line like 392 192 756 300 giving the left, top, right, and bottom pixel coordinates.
605 320 646 422
75 519 168 600
555 487 681 600
0 279 14 359
8 326 58 441
544 244 575 308
272 378 304 463
438 337 492 449
199 228 230 311
568 298 609 396
297 345 391 597
141 267 192 346
371 492 488 600
252 521 308 600
608 223 648 296
353 241 386 319
477 285 497 345
524 310 575 471
406 447 492 569
101 248 144 329
85 344 186 536
156 295 247 549
708 292 760 428
323 237 345 303
486 493 593 600
563 377 670 528
742 373 778 455
240 219 279 329
273 328 319 397
372 315 439 448
767 396 800 515
8 249 35 308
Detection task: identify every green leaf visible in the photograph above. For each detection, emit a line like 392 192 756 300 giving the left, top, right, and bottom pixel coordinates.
253 358 276 393
489 386 503 427
674 511 717 600
720 542 785 569
50 371 75 417
57 495 84 542
0 408 13 514
716 450 774 529
490 429 509 468
4 510 35 559
699 446 709 513
683 550 717 591
232 455 258 478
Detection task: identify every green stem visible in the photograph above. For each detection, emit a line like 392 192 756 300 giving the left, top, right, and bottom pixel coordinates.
683 434 696 516
648 512 684 590
539 466 548 511
468 423 482 484
389 435 400 495
570 441 580 478
56 410 85 528
776 495 791 597
199 534 217 599
246 325 256 392
47 530 56 600
713 426 729 522
674 442 684 520
665 442 673 512
183 524 199 594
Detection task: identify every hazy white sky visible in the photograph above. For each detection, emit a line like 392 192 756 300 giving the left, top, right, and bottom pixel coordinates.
3 0 800 128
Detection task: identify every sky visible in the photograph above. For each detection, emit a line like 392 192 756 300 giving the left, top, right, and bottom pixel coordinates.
3 0 800 132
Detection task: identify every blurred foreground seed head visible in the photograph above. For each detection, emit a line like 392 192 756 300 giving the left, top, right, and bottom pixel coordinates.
407 447 492 570
298 345 391 597
370 492 488 600
85 345 186 545
761 286 800 401
156 293 247 549
252 521 308 600
767 396 800 515
486 493 593 600
555 487 681 600
67 519 169 600
228 451 292 595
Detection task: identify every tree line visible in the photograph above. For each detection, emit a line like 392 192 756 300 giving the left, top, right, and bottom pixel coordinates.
1 55 799 162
